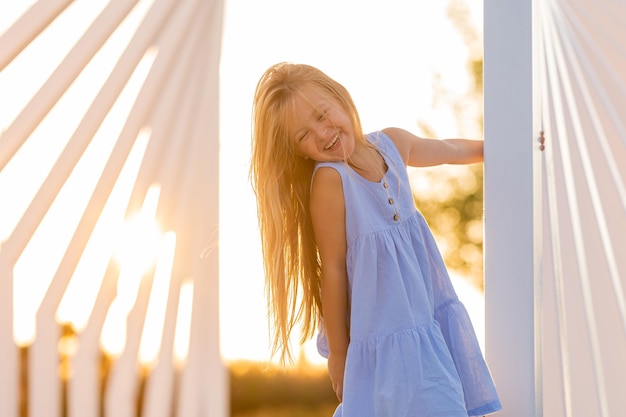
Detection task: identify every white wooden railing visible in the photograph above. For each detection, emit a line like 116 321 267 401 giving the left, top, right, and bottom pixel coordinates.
0 1 226 416
485 0 626 416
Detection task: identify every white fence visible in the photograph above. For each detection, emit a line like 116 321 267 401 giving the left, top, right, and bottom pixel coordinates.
0 1 226 416
485 0 626 416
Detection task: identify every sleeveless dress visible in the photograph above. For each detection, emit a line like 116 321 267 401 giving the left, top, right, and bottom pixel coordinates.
314 131 501 417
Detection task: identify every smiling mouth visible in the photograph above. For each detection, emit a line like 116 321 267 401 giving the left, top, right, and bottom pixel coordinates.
324 134 340 150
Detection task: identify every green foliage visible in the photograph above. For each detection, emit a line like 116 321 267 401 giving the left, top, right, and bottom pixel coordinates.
415 0 485 289
412 164 484 289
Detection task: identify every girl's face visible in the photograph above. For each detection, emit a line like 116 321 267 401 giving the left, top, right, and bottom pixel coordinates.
290 88 356 162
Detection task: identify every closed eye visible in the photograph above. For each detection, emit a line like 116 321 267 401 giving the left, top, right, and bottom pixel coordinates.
317 109 329 122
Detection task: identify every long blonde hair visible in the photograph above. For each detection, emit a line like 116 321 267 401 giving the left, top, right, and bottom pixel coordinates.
250 63 365 362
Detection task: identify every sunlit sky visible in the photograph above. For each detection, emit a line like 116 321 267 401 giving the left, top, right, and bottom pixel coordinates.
0 0 483 366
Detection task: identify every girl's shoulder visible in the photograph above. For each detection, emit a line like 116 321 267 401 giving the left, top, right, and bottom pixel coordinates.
312 160 345 179
379 127 412 164
367 129 409 167
309 164 343 213
311 162 344 196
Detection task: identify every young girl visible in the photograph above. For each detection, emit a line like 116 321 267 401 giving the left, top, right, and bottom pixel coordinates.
250 62 501 417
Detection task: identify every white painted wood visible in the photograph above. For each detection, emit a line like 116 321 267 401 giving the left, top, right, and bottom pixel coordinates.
26 0 186 413
104 270 153 417
1 0 221 414
0 0 180 268
154 31 212 416
0 0 73 71
126 0 208 223
0 262 18 417
0 0 140 171
139 238 182 417
198 2 227 415
140 3 210 416
175 54 213 417
144 21 210 416
30 319 62 417
1 0 226 414
541 11 607 417
68 262 119 417
484 1 542 417
174 10 224 409
538 1 626 415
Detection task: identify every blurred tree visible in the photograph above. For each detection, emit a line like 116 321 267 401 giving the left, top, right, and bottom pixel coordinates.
414 0 485 289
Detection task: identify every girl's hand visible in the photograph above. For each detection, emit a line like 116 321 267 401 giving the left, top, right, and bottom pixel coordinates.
328 351 347 401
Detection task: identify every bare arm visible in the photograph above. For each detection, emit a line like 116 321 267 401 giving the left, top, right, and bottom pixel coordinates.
310 167 349 401
383 127 484 167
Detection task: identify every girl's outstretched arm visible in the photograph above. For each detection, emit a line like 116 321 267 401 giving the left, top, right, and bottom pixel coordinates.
310 167 349 401
383 127 484 167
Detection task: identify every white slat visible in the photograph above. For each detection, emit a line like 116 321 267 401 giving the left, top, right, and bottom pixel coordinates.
68 263 119 417
140 3 211 416
0 263 18 417
0 0 73 71
0 0 140 171
1 0 226 415
104 270 154 417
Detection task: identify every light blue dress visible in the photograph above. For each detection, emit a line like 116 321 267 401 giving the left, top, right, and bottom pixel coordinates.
314 132 501 417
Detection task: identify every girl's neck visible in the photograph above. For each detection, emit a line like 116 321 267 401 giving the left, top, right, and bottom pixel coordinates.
348 143 388 182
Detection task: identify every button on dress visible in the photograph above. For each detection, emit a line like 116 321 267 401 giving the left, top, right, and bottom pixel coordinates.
314 132 501 417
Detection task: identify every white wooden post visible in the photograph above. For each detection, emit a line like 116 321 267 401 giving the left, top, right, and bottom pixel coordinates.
197 1 227 415
0 261 18 417
68 263 119 417
484 0 543 416
175 3 227 413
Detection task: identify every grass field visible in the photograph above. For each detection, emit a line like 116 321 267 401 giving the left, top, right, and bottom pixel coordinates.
232 403 338 417
229 360 338 417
